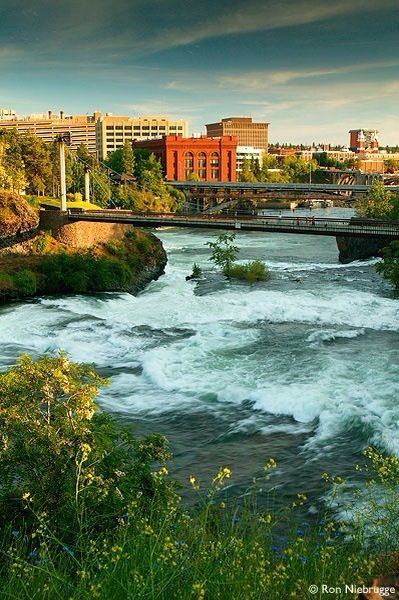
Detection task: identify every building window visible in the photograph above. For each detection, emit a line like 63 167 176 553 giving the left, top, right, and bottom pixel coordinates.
197 152 206 169
210 152 220 167
211 168 220 179
115 126 123 130
198 169 206 179
184 151 194 170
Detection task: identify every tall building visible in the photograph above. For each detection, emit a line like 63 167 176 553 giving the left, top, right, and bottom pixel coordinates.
96 115 188 161
236 146 265 174
349 129 379 153
133 135 237 182
0 108 16 120
205 117 269 152
0 110 100 153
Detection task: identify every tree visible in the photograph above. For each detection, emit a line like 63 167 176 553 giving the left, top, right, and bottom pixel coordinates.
239 158 256 182
376 240 399 288
206 232 239 272
107 142 134 175
282 156 317 183
356 180 399 220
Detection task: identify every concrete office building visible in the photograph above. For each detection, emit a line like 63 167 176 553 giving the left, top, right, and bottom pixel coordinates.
96 115 188 160
0 108 16 120
236 146 265 173
206 117 269 152
0 110 99 153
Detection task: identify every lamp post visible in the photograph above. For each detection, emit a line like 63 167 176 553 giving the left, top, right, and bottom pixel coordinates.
57 132 71 212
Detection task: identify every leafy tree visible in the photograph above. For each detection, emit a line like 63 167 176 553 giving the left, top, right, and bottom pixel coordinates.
356 180 399 220
106 141 134 175
282 156 317 183
376 241 399 288
239 158 257 182
206 233 240 272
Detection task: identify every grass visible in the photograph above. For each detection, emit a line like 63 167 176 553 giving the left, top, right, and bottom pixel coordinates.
39 198 104 210
0 359 397 600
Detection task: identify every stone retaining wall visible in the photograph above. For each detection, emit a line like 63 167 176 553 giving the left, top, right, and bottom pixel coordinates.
39 211 135 248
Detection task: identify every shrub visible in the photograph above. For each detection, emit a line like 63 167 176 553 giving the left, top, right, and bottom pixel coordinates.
39 251 132 293
104 239 126 258
31 232 52 254
0 354 174 541
191 263 202 279
13 270 37 296
225 260 270 283
136 236 152 254
376 240 399 289
0 272 15 293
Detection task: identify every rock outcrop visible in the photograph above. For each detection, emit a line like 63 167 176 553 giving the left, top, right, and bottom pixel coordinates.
336 235 392 264
0 191 39 247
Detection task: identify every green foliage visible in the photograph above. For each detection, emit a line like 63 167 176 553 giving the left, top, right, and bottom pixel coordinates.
206 232 240 272
32 232 53 254
39 251 132 293
356 180 399 220
376 240 399 289
191 263 202 279
226 260 271 283
0 272 15 293
104 239 127 258
13 270 37 296
0 356 387 600
0 355 174 543
106 141 135 176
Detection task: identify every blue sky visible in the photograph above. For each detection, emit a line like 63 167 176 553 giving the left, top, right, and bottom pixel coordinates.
1 0 398 144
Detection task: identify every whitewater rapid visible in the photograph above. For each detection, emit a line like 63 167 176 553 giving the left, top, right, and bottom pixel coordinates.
0 213 398 499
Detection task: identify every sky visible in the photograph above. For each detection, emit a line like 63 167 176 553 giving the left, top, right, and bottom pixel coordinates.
1 0 399 145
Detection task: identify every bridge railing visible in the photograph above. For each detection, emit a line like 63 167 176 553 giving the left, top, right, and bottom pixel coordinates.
68 208 399 237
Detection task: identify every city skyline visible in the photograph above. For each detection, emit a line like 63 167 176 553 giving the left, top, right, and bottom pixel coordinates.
1 0 398 144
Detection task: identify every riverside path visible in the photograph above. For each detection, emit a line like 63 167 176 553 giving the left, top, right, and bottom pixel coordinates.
67 209 399 239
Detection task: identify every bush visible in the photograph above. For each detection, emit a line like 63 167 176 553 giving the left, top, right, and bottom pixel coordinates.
39 251 132 293
136 236 152 254
191 263 202 279
104 239 127 258
13 270 37 296
0 272 15 293
225 260 270 283
376 240 399 289
0 354 173 541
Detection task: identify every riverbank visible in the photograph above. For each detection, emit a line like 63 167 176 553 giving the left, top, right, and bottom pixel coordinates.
0 354 395 600
0 192 167 302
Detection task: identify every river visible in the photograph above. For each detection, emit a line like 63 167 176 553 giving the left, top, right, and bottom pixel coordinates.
1 207 398 510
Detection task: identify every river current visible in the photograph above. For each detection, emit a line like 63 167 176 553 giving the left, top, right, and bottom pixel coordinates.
1 208 398 508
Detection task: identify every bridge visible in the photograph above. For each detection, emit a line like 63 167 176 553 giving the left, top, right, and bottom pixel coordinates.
68 209 399 239
166 181 399 211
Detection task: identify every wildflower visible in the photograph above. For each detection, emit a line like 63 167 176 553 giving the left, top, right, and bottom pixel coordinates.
296 528 304 536
158 466 168 476
212 466 232 486
11 530 19 537
22 491 31 502
189 475 199 491
28 550 37 559
192 582 205 600
298 556 309 564
263 458 277 471
231 516 239 524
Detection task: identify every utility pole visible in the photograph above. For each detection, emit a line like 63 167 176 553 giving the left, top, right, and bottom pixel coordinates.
57 132 71 212
84 166 90 202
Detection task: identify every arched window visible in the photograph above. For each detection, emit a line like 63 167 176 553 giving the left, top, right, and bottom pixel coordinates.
210 152 219 166
197 152 206 168
184 152 194 169
210 152 220 179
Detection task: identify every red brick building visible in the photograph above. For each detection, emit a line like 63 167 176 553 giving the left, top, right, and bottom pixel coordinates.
133 135 237 181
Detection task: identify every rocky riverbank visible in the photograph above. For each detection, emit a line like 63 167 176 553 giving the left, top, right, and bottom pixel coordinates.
0 192 167 302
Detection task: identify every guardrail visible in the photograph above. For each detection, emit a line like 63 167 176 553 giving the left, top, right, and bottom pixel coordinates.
67 209 399 239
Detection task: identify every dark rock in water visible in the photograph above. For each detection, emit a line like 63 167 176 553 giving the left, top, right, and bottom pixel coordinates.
336 235 392 264
185 275 194 281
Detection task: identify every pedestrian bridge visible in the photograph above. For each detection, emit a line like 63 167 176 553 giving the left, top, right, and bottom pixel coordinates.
68 209 399 239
